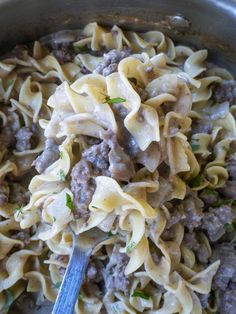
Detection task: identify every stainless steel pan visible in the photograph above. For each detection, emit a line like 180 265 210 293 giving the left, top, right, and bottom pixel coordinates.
0 0 236 72
1 0 236 313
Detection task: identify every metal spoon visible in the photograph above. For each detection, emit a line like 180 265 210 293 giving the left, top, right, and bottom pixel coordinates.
52 227 108 314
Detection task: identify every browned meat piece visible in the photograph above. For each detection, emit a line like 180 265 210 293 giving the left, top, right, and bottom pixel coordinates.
191 118 213 134
7 292 51 314
8 182 30 205
0 182 9 206
81 135 101 146
86 260 103 283
86 262 97 281
103 246 132 295
112 103 140 159
34 138 59 173
102 64 118 77
11 229 31 245
165 195 203 232
112 103 129 122
55 254 68 263
51 42 75 64
0 128 15 148
180 196 204 231
54 254 69 277
199 188 219 206
219 180 236 199
112 103 159 172
129 78 148 102
210 244 236 291
70 159 97 218
148 177 173 209
103 48 131 64
7 44 29 60
82 141 110 175
197 293 209 309
166 210 186 229
108 141 135 181
80 66 91 74
95 48 131 76
183 232 210 264
71 132 135 218
213 80 236 105
104 132 135 181
149 243 160 264
201 205 234 242
161 228 175 241
15 125 38 152
135 85 148 102
0 111 20 149
220 287 236 314
226 155 236 179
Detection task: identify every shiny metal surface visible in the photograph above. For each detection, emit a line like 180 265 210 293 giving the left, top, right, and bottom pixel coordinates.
52 228 108 314
0 0 236 73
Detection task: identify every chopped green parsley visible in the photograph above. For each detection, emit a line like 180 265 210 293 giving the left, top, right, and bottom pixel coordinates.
126 241 136 254
53 281 62 289
204 188 218 196
73 44 89 53
102 93 126 105
66 193 74 211
224 223 234 233
78 293 84 301
191 144 200 152
91 205 99 209
108 231 115 237
58 169 66 181
132 289 150 300
212 199 236 207
13 206 24 217
6 79 14 89
191 174 201 188
3 290 14 310
211 151 216 160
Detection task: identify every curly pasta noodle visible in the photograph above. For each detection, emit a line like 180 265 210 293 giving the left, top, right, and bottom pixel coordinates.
0 22 236 314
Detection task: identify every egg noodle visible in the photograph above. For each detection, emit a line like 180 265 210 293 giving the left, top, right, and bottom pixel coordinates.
0 23 236 313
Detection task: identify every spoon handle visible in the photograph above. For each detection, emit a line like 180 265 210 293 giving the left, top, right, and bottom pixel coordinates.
52 245 90 314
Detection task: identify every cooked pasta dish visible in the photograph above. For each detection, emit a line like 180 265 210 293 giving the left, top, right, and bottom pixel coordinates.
0 23 236 314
